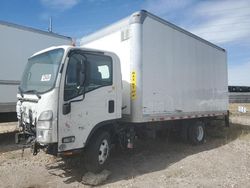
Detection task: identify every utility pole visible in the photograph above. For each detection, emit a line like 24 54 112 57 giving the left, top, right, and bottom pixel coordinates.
48 17 52 32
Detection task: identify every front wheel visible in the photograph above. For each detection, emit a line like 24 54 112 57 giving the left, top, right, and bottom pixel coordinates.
188 121 206 145
84 131 111 173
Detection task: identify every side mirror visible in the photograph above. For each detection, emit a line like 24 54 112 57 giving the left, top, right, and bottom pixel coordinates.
77 61 86 87
63 103 71 115
79 71 85 86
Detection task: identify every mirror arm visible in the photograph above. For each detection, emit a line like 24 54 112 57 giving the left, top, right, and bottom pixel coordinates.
63 94 85 115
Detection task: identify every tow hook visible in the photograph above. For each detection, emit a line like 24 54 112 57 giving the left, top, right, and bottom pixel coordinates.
31 141 40 156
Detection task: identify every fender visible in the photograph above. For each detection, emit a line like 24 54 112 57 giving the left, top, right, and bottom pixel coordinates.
84 119 121 147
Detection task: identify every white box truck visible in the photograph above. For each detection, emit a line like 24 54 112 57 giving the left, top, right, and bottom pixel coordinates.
0 20 72 113
16 10 229 173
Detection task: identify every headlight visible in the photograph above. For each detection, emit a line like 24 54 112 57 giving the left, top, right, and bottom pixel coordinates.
37 121 52 129
37 111 54 143
37 111 53 129
37 129 52 143
38 110 53 121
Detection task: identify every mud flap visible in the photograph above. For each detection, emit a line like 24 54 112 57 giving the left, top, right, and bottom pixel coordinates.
225 110 230 127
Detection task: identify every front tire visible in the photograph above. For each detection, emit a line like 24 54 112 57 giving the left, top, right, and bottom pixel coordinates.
84 131 111 173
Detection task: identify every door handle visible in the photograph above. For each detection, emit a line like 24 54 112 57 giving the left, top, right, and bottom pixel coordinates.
108 100 114 113
63 103 71 115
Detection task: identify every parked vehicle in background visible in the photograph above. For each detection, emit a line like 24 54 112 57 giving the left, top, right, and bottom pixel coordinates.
228 86 250 92
0 20 72 113
16 10 229 173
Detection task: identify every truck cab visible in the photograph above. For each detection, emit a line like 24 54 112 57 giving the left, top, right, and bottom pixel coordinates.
16 45 122 172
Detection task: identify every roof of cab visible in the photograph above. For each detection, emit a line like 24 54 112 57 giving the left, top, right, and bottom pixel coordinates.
30 45 114 58
31 45 72 57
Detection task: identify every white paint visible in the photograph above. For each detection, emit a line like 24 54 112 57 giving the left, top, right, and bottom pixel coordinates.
17 46 122 150
57 48 122 151
81 11 228 122
81 19 131 115
142 16 228 115
17 88 59 143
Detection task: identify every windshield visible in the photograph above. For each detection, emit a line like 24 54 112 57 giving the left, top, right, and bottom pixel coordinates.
20 48 64 93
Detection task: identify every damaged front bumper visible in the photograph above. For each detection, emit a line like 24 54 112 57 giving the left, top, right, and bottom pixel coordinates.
16 130 58 156
15 118 58 156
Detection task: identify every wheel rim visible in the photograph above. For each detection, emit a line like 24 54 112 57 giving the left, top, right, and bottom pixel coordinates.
196 125 204 141
98 139 109 165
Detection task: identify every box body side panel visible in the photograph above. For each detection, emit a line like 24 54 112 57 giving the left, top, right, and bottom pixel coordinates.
141 16 228 118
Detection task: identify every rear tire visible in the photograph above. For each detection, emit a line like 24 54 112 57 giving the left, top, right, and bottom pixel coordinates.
188 121 205 145
84 131 111 173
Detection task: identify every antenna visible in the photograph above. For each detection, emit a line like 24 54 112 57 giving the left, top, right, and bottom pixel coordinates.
48 16 52 32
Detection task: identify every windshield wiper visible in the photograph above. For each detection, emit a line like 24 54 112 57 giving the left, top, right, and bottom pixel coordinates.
18 86 24 98
25 90 41 99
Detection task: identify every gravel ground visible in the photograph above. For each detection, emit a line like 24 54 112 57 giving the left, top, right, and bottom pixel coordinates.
0 122 18 134
0 120 250 188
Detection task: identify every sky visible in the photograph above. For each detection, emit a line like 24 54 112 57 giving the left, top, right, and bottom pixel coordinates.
0 0 250 86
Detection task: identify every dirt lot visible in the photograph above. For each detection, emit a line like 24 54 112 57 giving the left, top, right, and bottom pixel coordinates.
229 103 250 114
0 118 250 188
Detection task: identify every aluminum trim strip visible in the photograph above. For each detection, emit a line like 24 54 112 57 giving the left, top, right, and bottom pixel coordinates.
0 80 20 85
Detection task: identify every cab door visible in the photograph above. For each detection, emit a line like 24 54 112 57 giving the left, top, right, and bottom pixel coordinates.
58 50 116 152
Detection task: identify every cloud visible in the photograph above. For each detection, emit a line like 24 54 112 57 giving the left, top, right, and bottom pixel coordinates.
228 61 250 86
142 0 250 45
39 12 50 21
40 0 81 11
189 0 250 44
142 0 194 21
143 0 193 15
142 0 250 85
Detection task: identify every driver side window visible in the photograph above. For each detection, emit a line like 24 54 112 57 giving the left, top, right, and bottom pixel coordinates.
64 53 85 101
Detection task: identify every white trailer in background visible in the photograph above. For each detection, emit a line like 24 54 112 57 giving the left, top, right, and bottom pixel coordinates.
16 10 228 173
0 21 72 113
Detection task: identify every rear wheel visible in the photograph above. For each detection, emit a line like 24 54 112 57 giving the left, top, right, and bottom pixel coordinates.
84 131 111 173
188 121 205 145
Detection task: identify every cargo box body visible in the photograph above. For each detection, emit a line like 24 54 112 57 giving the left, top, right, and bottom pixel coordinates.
81 10 228 123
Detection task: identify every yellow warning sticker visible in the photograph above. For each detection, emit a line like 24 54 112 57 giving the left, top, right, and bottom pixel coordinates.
131 71 136 100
